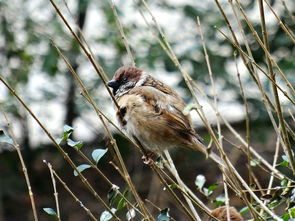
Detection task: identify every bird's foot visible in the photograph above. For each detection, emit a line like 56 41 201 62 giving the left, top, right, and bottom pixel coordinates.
142 152 155 165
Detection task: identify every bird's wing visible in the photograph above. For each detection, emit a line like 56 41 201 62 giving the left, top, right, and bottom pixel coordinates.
128 86 196 140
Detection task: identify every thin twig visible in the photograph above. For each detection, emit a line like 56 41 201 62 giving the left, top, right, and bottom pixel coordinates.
107 0 136 66
51 164 98 221
0 75 120 220
258 0 295 174
164 150 202 221
44 161 61 221
1 110 39 221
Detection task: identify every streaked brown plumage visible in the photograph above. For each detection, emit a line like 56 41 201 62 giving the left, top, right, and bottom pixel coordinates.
108 66 224 166
209 206 244 221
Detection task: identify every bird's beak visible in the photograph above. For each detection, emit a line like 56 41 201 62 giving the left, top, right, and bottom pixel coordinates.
107 80 120 95
107 80 118 88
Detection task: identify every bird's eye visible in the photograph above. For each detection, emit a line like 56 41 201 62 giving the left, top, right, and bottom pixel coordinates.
122 77 127 82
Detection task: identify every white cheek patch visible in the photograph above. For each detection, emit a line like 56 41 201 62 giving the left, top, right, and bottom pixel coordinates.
135 73 148 87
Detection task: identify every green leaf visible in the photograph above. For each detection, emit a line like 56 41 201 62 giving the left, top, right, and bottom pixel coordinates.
117 189 128 211
281 213 290 221
67 139 83 150
278 160 288 167
0 130 13 145
155 156 164 169
290 207 295 218
73 164 91 176
43 207 57 216
239 206 249 215
126 209 136 220
157 208 170 221
100 208 116 221
169 183 178 189
195 174 206 190
213 194 226 206
281 178 288 187
63 125 74 140
107 185 119 206
207 184 218 195
117 197 125 211
92 148 108 163
268 198 284 210
55 138 63 144
282 155 289 162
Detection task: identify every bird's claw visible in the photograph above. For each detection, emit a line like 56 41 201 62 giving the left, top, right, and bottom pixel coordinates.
142 152 154 165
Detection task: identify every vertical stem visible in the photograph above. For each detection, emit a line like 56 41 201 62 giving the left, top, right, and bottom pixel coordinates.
1 111 39 221
258 0 295 174
45 161 61 221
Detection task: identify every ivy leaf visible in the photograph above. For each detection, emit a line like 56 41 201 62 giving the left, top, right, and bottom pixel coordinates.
281 213 289 221
117 189 128 211
100 208 116 221
126 209 136 220
92 148 108 163
278 155 289 167
63 125 74 140
239 206 249 215
73 164 91 176
157 208 170 221
206 184 218 196
43 208 57 216
0 130 13 145
195 174 206 190
67 139 83 150
213 194 226 206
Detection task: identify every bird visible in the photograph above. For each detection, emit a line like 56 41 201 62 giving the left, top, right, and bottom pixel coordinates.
209 206 244 221
107 66 224 166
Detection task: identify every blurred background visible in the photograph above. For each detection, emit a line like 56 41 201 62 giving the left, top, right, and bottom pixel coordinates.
0 0 294 220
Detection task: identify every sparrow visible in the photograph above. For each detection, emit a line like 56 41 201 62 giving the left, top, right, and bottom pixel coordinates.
108 66 224 166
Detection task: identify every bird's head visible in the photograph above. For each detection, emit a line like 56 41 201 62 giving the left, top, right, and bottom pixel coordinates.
107 66 144 97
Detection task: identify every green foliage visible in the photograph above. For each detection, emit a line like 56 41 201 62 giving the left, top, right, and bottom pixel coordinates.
195 174 219 196
213 194 226 206
73 164 91 176
43 207 57 216
157 208 170 221
100 208 116 221
0 130 13 145
92 148 108 163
